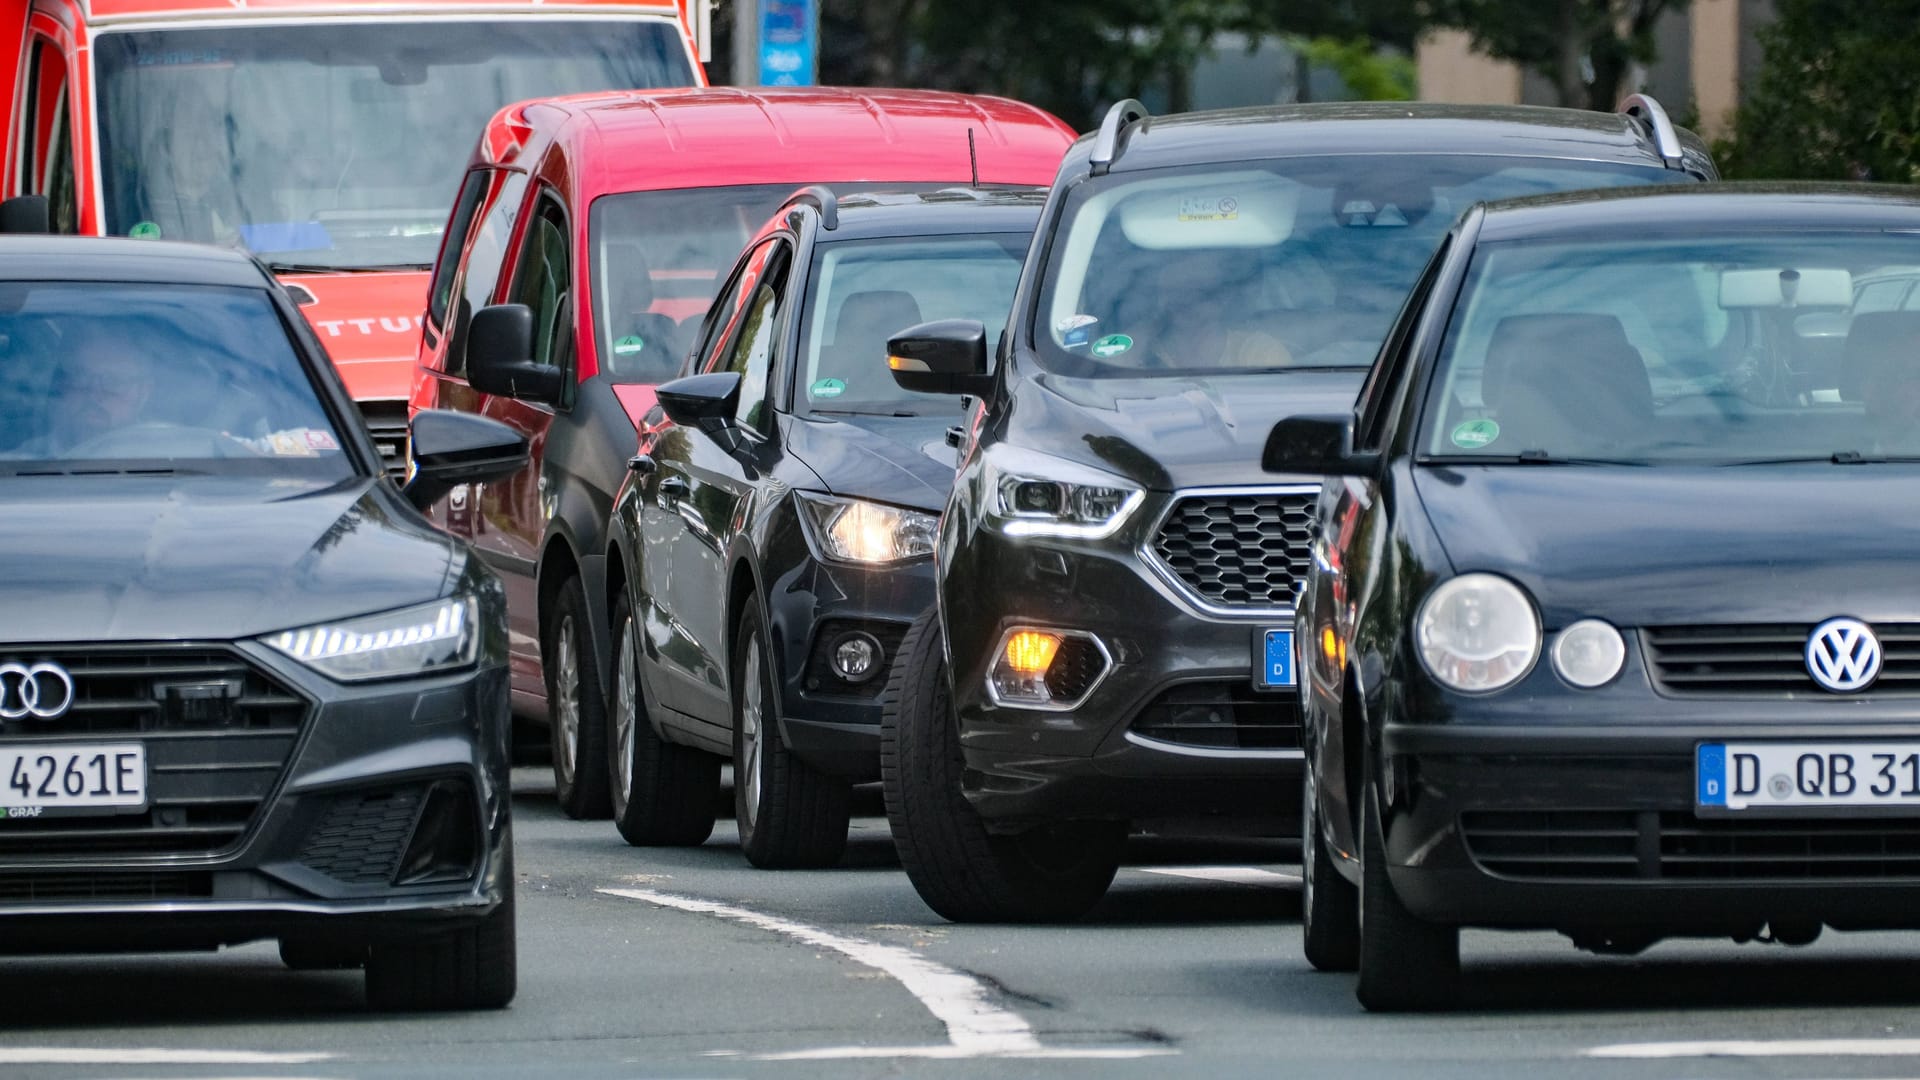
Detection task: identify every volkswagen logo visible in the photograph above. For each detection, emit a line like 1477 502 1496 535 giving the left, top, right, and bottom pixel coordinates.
0 661 76 720
1806 618 1882 693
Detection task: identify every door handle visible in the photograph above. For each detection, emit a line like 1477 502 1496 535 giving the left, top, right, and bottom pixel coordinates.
658 476 689 499
628 454 656 476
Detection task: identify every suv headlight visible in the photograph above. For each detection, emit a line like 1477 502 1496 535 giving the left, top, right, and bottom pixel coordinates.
1414 574 1540 694
796 493 937 565
983 445 1143 540
263 596 478 682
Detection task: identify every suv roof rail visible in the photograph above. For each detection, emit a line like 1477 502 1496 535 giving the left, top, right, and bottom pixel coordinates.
1617 93 1684 170
1089 99 1148 177
790 185 840 230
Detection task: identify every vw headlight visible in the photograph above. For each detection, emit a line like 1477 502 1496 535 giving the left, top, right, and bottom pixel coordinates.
983 445 1143 540
796 493 937 565
263 596 478 682
1551 618 1626 688
1415 574 1539 694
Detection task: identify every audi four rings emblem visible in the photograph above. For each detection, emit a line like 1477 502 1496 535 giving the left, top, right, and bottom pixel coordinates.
0 661 76 720
1806 618 1882 693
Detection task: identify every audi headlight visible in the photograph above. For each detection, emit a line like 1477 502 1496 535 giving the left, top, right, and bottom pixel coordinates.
796 493 937 565
983 445 1143 540
1415 574 1540 694
263 596 478 682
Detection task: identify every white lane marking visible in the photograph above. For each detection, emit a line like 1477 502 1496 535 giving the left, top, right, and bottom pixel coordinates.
600 888 1177 1061
0 1049 335 1065
1587 1039 1920 1059
1135 866 1300 886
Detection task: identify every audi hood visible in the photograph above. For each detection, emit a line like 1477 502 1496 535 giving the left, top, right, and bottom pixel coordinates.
0 474 462 643
1411 464 1920 628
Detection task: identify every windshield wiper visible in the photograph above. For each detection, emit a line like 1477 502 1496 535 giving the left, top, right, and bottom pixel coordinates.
1426 450 1649 466
811 409 922 418
1722 451 1920 466
263 261 432 274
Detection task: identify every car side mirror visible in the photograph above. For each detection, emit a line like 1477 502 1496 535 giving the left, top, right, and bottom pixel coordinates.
403 409 530 511
0 195 50 235
655 371 743 430
1263 414 1380 477
467 304 564 405
887 319 992 397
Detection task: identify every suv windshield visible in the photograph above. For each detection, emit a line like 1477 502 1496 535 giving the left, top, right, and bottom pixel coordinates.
92 20 695 269
795 234 1029 417
1422 232 1920 464
1033 155 1673 377
0 282 351 478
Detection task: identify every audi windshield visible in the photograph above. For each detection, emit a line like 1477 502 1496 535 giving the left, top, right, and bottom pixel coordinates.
92 19 696 269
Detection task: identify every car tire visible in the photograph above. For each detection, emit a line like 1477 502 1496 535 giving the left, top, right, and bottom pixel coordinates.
1301 765 1359 973
610 591 720 847
545 576 612 820
278 940 366 970
1355 782 1457 1012
364 833 517 1012
732 601 850 868
880 608 1124 923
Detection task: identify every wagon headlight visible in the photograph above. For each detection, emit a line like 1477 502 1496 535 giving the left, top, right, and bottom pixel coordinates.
1551 618 1626 688
1415 574 1539 694
264 596 478 682
983 445 1142 540
796 493 938 565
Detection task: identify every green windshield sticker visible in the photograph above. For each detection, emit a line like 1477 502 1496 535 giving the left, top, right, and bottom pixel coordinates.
1451 419 1500 449
1091 334 1134 359
612 335 645 355
810 377 847 399
128 221 162 240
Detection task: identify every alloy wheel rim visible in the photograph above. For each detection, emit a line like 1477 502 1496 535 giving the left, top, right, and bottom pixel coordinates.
741 637 764 828
554 617 580 789
613 617 638 818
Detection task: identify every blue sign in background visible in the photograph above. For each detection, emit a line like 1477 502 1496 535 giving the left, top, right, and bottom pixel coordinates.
759 0 815 86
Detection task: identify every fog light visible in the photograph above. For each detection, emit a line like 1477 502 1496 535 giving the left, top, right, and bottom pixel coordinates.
990 629 1064 705
831 632 882 683
1551 618 1626 688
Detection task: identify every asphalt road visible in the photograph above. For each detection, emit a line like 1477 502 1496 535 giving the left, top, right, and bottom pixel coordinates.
8 769 1920 1079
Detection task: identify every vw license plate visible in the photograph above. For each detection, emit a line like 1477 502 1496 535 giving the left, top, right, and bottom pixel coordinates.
1255 629 1296 690
1698 741 1920 814
0 744 146 816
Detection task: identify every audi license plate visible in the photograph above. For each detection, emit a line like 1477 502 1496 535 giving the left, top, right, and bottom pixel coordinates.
1698 741 1920 814
0 744 146 817
1255 628 1296 691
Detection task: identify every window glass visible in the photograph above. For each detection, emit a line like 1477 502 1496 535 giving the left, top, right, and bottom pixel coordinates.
447 171 530 376
722 248 788 431
1033 156 1681 378
1853 278 1910 315
1422 233 1920 463
511 200 571 378
91 20 694 265
795 234 1027 416
0 282 350 478
429 170 490 326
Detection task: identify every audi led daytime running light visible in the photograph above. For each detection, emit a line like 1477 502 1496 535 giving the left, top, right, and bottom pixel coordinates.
795 493 937 565
264 596 478 682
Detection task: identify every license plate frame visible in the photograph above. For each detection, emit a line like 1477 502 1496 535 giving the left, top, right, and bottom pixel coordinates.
1253 628 1297 692
1697 740 1920 817
0 743 148 819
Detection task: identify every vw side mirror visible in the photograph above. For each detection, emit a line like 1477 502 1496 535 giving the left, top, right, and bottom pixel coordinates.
403 410 530 510
467 304 564 405
655 371 743 429
1263 414 1380 477
887 319 992 398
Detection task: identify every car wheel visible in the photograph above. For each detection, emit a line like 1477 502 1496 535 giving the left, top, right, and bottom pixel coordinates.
545 576 612 820
1355 781 1457 1012
1301 764 1359 972
278 940 366 970
365 830 516 1012
880 608 1124 923
732 601 850 868
610 591 720 846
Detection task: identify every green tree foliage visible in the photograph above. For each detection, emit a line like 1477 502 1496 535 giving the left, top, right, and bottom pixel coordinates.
1420 0 1690 110
1718 0 1920 181
1300 36 1416 101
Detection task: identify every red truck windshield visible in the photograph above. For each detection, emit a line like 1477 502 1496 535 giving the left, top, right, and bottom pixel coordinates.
91 19 696 269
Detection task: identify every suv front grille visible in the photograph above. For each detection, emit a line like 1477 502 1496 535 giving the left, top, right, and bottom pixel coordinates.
1129 681 1303 751
357 400 410 482
1463 810 1920 881
1644 623 1920 697
1150 491 1318 612
0 647 308 861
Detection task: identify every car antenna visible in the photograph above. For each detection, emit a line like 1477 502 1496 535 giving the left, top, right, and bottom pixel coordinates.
968 128 979 188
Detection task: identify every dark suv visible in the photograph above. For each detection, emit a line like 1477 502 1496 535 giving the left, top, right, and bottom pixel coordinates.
880 97 1717 921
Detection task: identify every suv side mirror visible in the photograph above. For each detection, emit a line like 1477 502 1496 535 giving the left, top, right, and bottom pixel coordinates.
403 409 530 510
1263 414 1381 477
887 319 992 397
467 304 564 405
0 195 50 235
655 371 742 429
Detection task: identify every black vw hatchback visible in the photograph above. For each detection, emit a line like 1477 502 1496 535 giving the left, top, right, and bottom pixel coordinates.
0 232 526 1010
880 98 1714 922
1275 184 1920 1010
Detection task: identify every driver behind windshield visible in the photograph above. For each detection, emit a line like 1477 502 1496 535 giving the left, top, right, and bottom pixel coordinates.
29 327 156 453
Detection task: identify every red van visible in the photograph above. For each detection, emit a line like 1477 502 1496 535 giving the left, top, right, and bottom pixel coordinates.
4 0 707 472
411 87 1073 816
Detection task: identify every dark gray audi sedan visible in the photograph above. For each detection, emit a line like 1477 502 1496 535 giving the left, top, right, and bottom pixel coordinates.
0 229 527 1010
